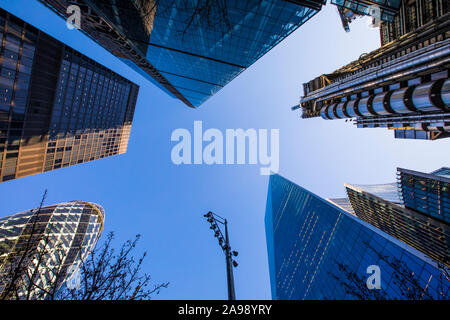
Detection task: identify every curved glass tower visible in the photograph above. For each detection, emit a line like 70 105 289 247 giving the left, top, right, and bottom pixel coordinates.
0 9 139 183
0 201 105 299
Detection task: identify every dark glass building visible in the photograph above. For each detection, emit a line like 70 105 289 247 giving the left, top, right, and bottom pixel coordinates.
265 174 449 299
328 182 407 214
0 9 139 182
39 0 324 107
397 167 450 223
0 201 104 299
296 0 449 140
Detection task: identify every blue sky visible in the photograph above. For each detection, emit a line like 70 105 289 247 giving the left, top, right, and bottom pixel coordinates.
0 1 449 300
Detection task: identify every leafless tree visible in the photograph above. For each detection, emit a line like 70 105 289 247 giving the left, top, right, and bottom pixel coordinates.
328 241 449 300
0 192 168 300
54 232 169 300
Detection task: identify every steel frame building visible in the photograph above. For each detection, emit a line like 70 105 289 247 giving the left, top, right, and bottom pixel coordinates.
297 0 450 140
0 201 104 299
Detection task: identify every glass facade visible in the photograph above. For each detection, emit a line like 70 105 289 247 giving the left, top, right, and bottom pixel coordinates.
265 174 449 300
39 0 323 107
394 129 436 140
0 201 104 299
344 168 449 267
432 167 450 179
381 0 448 45
398 168 450 224
326 198 355 214
348 182 401 204
0 9 139 182
331 0 401 22
346 183 449 267
0 12 35 181
299 0 450 140
144 0 319 106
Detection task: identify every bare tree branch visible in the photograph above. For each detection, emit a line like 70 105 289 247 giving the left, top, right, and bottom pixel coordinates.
0 192 168 300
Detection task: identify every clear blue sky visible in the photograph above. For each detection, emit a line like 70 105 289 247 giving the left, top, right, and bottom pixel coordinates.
0 0 449 300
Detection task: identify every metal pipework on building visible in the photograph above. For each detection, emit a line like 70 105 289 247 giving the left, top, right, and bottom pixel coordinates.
320 79 450 120
355 111 450 128
302 38 450 105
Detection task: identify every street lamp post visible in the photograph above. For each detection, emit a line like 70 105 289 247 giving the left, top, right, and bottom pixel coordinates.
203 211 238 300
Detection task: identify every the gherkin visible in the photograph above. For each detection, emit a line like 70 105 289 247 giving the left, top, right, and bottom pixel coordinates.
0 201 104 299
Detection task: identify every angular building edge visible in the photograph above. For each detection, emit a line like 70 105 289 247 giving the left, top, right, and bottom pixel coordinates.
265 173 448 299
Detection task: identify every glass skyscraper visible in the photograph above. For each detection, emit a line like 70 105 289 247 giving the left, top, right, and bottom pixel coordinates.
398 167 450 223
0 9 139 183
39 0 324 107
0 201 105 299
265 174 449 300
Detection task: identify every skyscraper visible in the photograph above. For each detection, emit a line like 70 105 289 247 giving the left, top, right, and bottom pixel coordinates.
331 0 401 32
397 167 450 223
346 167 449 266
38 0 325 107
0 201 105 299
296 0 449 140
0 9 139 183
265 174 449 299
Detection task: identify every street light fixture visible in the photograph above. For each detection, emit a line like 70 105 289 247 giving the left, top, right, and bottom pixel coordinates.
203 211 238 300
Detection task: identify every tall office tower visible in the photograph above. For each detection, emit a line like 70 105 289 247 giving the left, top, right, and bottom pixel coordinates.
38 0 325 108
0 9 139 183
296 0 449 140
346 167 449 266
0 201 105 299
265 174 449 300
